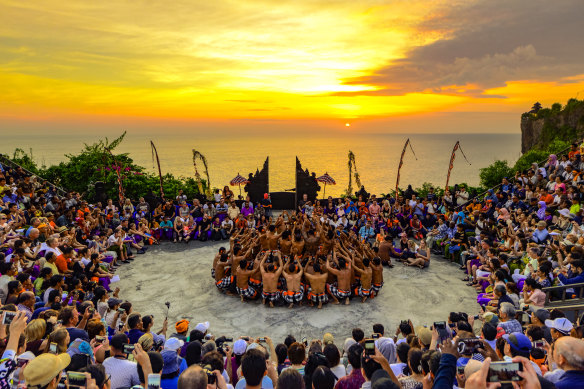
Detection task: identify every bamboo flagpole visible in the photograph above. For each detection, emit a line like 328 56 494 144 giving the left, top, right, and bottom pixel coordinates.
150 141 164 199
395 138 418 195
445 141 471 192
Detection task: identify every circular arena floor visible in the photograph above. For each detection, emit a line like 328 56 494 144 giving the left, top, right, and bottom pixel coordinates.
115 242 479 341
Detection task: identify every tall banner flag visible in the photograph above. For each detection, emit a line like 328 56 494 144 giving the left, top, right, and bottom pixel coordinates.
395 138 417 195
445 141 471 192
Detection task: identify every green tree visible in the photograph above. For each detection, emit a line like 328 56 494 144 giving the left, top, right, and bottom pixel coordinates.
479 160 514 188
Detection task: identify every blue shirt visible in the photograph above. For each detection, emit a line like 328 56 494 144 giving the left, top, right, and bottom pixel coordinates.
128 329 145 344
235 376 274 389
556 370 584 389
532 228 550 243
66 327 89 343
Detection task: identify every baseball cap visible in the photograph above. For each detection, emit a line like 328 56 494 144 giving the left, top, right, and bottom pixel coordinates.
502 332 532 353
416 327 432 347
107 297 122 308
175 319 189 333
532 309 550 324
370 369 399 389
233 339 247 355
482 312 499 325
164 337 184 351
194 321 210 332
23 353 71 387
323 333 334 345
545 318 574 335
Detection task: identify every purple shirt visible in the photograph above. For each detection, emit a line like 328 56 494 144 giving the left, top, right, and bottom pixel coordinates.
241 205 254 217
335 369 364 389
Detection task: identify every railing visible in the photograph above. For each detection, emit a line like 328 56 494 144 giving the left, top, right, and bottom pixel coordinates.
0 154 67 195
455 139 582 210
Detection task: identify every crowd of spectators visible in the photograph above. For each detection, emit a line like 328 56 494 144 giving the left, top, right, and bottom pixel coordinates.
1 143 584 388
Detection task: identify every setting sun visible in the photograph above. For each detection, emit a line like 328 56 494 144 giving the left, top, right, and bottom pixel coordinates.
345 123 351 127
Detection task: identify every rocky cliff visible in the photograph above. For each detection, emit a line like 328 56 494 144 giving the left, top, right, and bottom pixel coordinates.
521 99 584 153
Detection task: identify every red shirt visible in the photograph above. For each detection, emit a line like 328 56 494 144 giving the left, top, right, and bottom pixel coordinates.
55 255 70 274
335 368 365 389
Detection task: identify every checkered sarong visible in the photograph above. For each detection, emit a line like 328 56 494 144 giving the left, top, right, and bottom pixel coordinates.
371 282 383 293
248 278 262 289
327 283 350 299
215 276 233 290
211 268 216 279
282 285 304 303
308 290 328 303
261 290 281 302
354 286 371 297
237 286 258 299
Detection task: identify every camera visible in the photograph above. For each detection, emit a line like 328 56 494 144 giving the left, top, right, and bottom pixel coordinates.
433 321 451 343
147 374 161 389
457 338 482 355
123 344 135 354
1 311 16 325
533 340 545 349
487 362 523 383
364 339 375 355
202 365 216 384
67 371 87 389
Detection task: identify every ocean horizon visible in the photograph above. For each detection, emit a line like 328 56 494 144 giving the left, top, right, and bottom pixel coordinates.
2 132 521 196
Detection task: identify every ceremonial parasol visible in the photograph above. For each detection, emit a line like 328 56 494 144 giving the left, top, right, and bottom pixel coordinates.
230 173 249 196
316 172 336 199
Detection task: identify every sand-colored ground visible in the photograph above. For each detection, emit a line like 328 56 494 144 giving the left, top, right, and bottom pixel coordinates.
114 241 479 341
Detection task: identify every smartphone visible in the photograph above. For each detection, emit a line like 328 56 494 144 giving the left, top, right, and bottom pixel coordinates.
433 321 451 343
118 322 124 331
457 365 465 375
533 340 545 349
364 339 376 355
473 315 480 320
67 371 87 389
258 337 266 342
57 375 67 389
49 342 58 354
95 335 106 344
372 333 380 339
118 308 125 314
2 311 16 325
302 337 308 346
122 344 135 354
487 362 523 383
147 374 161 389
457 338 482 355
16 358 28 368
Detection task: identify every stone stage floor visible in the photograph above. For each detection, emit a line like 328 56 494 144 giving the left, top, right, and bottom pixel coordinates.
115 241 479 342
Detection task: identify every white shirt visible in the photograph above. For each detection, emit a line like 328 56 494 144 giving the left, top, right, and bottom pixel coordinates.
103 356 140 389
331 364 346 381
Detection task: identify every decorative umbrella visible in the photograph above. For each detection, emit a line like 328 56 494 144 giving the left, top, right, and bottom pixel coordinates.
316 172 336 199
230 173 249 196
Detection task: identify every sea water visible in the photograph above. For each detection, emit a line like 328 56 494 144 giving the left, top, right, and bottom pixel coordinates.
2 132 521 196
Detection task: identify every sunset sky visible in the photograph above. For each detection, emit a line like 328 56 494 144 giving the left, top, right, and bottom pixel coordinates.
1 0 583 134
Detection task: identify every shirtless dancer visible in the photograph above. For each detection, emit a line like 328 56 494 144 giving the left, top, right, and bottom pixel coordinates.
370 257 384 297
235 260 259 302
214 253 234 294
260 252 283 307
326 255 352 305
282 261 304 308
304 260 329 309
352 257 373 303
